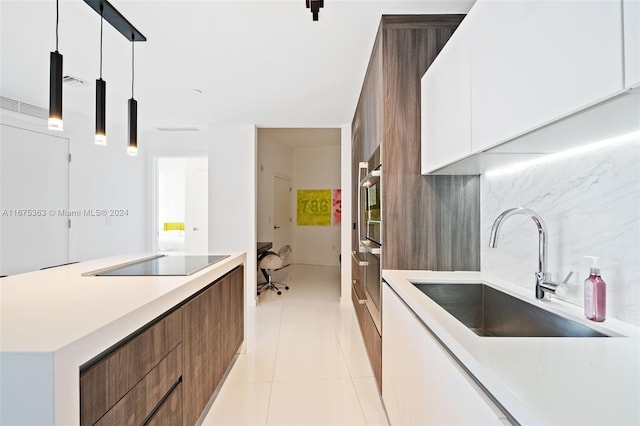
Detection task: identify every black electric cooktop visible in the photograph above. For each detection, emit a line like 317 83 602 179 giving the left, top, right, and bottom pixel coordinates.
96 255 229 276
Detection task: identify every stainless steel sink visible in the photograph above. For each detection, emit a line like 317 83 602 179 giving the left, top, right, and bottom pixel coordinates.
412 283 609 337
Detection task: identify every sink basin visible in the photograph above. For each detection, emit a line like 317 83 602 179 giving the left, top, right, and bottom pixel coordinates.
412 283 609 337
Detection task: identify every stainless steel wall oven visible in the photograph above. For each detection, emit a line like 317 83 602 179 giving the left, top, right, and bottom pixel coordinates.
358 146 382 332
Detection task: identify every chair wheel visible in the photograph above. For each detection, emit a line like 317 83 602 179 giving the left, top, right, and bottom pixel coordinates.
277 291 282 295
285 286 289 290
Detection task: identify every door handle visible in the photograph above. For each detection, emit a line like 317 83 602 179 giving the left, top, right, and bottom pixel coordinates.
193 227 199 231
274 226 281 229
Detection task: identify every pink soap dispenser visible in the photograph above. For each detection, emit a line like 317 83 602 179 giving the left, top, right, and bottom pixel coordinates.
584 256 606 322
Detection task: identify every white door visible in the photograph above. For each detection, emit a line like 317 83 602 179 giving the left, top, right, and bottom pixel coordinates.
184 158 208 254
273 176 291 252
0 124 69 275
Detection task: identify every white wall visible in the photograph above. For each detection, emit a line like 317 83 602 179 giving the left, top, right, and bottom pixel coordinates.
256 138 293 244
0 108 146 265
292 145 341 266
481 135 640 325
208 125 257 307
340 124 352 305
66 110 146 261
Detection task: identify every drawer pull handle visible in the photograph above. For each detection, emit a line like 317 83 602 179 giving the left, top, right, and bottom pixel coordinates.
141 375 182 426
351 251 368 266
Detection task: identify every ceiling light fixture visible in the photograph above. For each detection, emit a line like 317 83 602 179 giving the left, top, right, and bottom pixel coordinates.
48 0 63 131
84 0 146 153
305 0 324 21
127 39 137 156
95 3 107 146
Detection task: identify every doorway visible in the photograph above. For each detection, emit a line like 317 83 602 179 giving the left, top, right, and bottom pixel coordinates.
273 175 292 252
156 157 208 254
0 124 69 275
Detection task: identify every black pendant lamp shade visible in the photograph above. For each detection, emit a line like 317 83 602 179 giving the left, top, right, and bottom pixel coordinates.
95 3 106 145
95 78 106 145
48 0 63 130
127 37 138 156
127 98 137 155
48 51 63 130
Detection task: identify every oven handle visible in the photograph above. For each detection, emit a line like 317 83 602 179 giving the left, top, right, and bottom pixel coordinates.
361 240 381 255
351 250 368 266
357 162 368 250
360 169 381 188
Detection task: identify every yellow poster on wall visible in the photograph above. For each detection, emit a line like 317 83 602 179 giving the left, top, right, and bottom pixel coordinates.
297 189 331 226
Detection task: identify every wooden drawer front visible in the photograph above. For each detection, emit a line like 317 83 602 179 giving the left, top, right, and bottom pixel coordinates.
81 309 182 425
362 307 382 392
146 382 183 426
96 344 183 426
352 286 382 392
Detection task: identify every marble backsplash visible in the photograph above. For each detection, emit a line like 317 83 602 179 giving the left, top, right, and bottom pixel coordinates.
481 135 640 326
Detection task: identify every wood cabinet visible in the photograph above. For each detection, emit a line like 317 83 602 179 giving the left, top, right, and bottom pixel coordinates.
80 266 244 426
624 0 640 88
377 17 480 272
182 265 244 426
95 345 183 426
351 14 481 394
382 283 508 425
80 308 183 425
470 0 624 153
421 14 472 173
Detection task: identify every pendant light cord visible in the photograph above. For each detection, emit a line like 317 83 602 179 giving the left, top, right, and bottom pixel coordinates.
55 0 59 51
99 4 103 79
131 40 135 98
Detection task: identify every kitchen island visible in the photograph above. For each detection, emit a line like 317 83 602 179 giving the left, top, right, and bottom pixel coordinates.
0 252 246 425
382 270 640 425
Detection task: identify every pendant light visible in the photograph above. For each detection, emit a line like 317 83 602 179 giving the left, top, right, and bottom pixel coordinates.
95 3 107 146
48 0 63 131
127 39 138 156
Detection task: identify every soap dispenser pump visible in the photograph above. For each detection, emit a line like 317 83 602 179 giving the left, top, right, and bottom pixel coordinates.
584 256 606 322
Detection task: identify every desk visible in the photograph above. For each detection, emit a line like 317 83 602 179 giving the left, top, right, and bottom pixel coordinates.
257 242 273 257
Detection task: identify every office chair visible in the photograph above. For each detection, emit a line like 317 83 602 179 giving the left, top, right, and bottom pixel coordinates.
257 245 292 295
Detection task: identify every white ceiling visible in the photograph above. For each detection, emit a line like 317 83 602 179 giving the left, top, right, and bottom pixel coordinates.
0 0 473 132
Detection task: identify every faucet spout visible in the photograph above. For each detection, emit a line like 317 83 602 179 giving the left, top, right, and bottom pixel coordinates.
489 207 550 299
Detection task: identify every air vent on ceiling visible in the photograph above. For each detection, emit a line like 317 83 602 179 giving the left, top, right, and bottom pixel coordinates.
0 96 47 120
155 127 201 132
63 75 87 87
0 96 19 112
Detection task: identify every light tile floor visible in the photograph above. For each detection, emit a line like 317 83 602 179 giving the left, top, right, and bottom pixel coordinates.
201 264 389 426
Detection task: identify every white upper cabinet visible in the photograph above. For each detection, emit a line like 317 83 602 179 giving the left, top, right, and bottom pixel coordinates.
624 0 640 88
470 0 625 153
421 17 473 174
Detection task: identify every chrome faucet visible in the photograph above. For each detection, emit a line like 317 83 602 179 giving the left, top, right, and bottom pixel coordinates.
489 207 563 299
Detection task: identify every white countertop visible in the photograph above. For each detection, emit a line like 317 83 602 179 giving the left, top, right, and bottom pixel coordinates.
383 270 640 426
0 252 246 425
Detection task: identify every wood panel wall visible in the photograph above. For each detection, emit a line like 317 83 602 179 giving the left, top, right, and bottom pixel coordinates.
379 15 480 271
350 13 481 395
